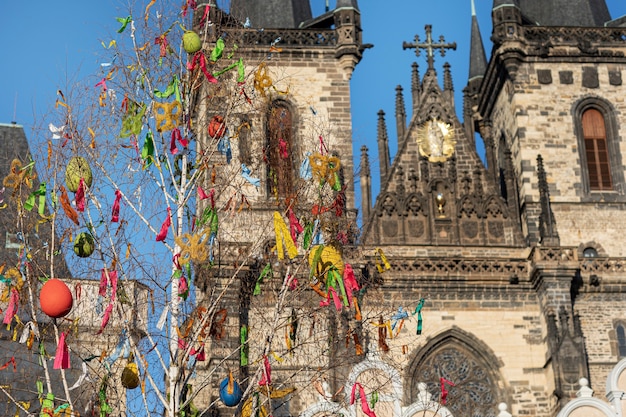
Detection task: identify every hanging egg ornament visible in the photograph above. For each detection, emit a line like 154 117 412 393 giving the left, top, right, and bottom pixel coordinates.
73 232 95 258
121 362 140 389
65 156 93 193
40 278 73 318
308 244 344 278
219 373 243 407
183 30 202 54
208 115 226 139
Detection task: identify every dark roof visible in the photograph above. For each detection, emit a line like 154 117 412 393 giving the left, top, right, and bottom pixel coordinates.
518 0 611 26
229 0 312 28
468 13 487 81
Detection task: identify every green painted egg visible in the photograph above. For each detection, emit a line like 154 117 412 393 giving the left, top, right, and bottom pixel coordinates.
183 31 202 54
65 156 93 193
73 232 95 258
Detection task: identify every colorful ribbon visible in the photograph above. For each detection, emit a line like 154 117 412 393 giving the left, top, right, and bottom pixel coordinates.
59 186 79 225
273 211 298 260
53 332 70 369
350 383 377 417
116 16 132 33
287 208 303 243
75 178 86 212
142 131 155 167
440 377 455 405
375 248 391 273
111 190 122 222
258 356 271 386
241 164 260 187
187 52 217 83
413 298 425 335
24 183 46 216
156 207 171 241
253 263 272 296
3 288 18 325
240 325 248 366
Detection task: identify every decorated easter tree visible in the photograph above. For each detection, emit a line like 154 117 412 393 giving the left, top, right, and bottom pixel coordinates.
0 1 367 417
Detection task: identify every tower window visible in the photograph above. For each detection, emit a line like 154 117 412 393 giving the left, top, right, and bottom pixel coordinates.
266 101 296 199
582 108 612 191
617 324 626 357
582 247 598 258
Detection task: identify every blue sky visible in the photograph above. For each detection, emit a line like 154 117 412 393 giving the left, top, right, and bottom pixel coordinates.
2 0 626 210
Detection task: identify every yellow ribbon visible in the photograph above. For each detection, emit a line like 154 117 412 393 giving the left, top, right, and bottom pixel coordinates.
375 248 391 273
273 211 298 260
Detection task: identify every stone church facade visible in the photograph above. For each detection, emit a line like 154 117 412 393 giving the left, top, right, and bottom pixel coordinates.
193 1 626 417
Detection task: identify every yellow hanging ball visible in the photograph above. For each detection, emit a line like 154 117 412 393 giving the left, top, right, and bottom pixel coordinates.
308 244 344 278
65 156 93 193
121 362 140 389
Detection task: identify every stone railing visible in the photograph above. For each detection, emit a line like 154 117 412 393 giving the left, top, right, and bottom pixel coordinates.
224 28 338 48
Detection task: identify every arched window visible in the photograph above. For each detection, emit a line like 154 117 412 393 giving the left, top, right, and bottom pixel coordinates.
582 108 612 191
573 98 624 197
617 324 626 357
266 101 296 199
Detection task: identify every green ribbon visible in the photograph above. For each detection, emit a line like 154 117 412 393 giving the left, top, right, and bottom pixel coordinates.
213 58 245 83
154 75 181 103
54 403 70 414
36 380 43 399
0 275 11 285
141 131 155 167
99 379 112 417
240 325 248 366
116 16 132 33
210 38 225 62
309 244 325 279
24 182 46 216
327 267 348 307
253 263 272 296
413 298 425 335
302 222 313 250
370 390 379 408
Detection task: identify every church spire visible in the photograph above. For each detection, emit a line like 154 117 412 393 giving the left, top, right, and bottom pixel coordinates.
229 0 312 28
377 110 391 183
469 0 487 82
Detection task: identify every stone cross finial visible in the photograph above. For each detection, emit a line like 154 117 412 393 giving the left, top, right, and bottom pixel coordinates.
403 25 457 71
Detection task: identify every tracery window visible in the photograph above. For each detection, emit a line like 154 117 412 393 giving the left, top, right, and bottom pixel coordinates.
408 334 502 417
266 101 296 200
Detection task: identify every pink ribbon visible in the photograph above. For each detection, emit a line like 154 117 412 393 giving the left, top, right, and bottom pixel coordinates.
350 382 376 417
156 207 171 241
111 190 122 222
75 178 86 212
279 138 288 159
178 275 188 297
199 4 210 26
182 0 197 17
198 186 209 200
95 78 108 91
440 377 455 405
319 286 343 311
100 269 118 302
187 52 217 83
54 332 71 369
287 208 303 243
343 264 360 307
190 344 205 361
96 302 114 335
258 355 271 386
170 128 188 155
155 34 169 58
2 288 18 325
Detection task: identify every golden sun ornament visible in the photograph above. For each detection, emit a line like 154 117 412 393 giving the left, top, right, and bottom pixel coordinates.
416 118 456 162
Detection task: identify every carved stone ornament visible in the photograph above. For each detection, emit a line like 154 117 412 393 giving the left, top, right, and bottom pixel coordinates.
416 118 456 162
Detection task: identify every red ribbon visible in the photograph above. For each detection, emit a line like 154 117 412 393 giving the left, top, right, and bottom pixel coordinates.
197 186 209 200
100 269 118 302
170 128 188 155
190 344 205 361
350 382 376 417
258 355 271 386
0 357 16 372
199 4 210 26
279 138 288 159
2 288 18 325
440 377 455 405
95 78 108 91
96 302 114 335
182 0 197 17
75 178 86 212
287 208 303 243
187 52 217 83
156 207 172 241
111 190 122 222
54 332 70 369
155 33 169 58
343 264 360 307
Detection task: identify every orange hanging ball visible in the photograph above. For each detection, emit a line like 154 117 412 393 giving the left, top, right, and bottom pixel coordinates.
40 279 73 318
